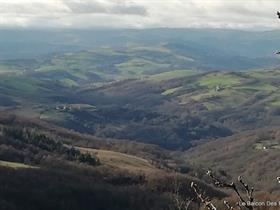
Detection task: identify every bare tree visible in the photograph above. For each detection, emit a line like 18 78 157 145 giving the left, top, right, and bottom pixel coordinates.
206 170 254 210
190 181 217 210
190 170 255 210
172 175 194 210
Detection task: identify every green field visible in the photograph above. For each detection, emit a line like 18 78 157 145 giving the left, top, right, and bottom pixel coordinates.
59 78 78 87
161 86 183 95
234 83 277 92
198 73 242 88
149 69 197 81
0 75 40 92
270 98 280 106
116 58 170 76
253 141 280 150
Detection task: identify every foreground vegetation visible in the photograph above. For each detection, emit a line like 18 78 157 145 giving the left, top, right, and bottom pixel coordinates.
0 115 226 210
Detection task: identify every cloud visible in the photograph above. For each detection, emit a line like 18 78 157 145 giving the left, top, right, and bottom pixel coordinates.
0 0 279 30
63 0 147 16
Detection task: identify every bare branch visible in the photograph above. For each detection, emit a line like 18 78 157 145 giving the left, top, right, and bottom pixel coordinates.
190 182 217 210
172 176 193 210
224 200 234 210
206 170 254 210
238 176 254 203
184 198 194 210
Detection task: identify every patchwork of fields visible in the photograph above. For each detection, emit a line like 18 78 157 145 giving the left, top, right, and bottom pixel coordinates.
1 47 280 148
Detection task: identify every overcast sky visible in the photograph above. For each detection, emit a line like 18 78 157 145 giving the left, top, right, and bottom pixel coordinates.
0 0 279 30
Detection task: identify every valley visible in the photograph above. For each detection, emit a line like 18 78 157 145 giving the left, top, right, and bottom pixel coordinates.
0 29 280 209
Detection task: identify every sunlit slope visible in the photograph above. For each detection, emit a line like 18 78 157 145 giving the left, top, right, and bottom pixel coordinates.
75 146 162 174
159 70 280 111
0 160 38 169
31 46 196 85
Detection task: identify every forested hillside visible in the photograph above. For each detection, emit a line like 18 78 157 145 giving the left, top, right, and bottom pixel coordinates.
0 29 280 209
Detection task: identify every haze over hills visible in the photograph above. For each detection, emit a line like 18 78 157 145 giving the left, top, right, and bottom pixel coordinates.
0 28 280 209
1 28 280 70
1 0 280 209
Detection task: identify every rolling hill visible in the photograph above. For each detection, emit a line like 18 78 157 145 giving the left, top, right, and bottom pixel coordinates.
0 32 280 209
182 127 280 194
1 48 280 149
0 114 225 210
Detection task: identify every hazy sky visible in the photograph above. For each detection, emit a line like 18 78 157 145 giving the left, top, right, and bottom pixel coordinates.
0 0 279 30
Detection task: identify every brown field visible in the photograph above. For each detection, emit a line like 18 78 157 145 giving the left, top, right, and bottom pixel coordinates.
0 160 38 169
74 146 163 175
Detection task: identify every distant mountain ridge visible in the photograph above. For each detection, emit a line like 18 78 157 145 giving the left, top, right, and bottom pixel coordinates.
1 28 280 70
